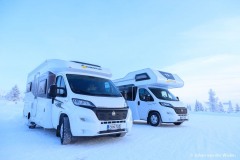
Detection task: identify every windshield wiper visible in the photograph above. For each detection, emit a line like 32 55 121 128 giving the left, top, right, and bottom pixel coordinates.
74 89 92 95
95 93 121 97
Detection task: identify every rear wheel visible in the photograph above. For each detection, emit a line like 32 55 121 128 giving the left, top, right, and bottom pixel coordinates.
27 113 36 129
149 112 161 126
60 117 72 145
28 122 36 129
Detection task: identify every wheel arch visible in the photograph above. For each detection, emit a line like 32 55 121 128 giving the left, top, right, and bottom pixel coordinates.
56 113 68 137
147 110 161 123
59 113 68 125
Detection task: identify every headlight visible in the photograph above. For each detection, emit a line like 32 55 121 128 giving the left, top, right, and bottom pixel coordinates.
72 98 96 108
159 102 173 108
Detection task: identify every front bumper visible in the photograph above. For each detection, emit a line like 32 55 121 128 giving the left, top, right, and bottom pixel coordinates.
69 107 132 136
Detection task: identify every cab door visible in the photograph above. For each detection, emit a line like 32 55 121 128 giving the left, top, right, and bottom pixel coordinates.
137 88 155 120
51 75 68 128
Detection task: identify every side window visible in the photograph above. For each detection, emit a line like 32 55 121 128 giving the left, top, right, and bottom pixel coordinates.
139 88 154 102
118 86 137 101
56 76 67 97
161 90 173 100
38 79 47 95
126 87 137 101
26 82 32 93
132 87 137 101
135 73 150 81
104 82 111 93
161 91 168 98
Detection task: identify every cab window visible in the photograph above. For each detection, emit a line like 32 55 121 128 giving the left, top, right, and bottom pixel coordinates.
139 88 154 101
56 76 67 97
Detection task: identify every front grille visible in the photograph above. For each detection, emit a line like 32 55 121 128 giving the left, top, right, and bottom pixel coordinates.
93 108 128 121
101 120 126 124
173 107 187 114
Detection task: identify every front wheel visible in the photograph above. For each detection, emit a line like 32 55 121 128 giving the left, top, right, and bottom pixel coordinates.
174 122 182 125
60 117 72 145
115 133 126 137
148 112 161 126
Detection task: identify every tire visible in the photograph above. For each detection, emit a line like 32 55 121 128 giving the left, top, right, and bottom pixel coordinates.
149 112 161 126
60 117 72 145
27 113 36 129
28 122 36 129
115 133 126 137
174 122 182 125
56 125 60 137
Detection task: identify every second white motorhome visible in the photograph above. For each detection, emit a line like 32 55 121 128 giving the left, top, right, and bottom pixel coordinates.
23 59 132 144
113 68 188 126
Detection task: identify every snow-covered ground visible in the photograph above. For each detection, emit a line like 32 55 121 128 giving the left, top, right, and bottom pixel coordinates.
0 100 239 160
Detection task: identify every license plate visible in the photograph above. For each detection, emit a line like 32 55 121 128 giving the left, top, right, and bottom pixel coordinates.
180 116 186 120
107 124 121 130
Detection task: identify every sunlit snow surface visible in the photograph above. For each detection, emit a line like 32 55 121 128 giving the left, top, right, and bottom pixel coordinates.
0 100 239 160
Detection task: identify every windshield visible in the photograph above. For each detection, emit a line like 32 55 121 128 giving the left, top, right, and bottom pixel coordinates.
149 87 179 101
66 74 122 97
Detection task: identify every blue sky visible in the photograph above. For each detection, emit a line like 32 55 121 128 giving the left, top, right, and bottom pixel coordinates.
0 0 240 105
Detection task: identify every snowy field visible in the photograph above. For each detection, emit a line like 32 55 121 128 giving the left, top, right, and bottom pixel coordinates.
0 100 239 160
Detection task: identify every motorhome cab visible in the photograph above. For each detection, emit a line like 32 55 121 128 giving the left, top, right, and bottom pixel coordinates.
113 68 188 127
23 59 132 144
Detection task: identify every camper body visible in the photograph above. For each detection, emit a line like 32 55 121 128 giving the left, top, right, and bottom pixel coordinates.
23 59 132 144
113 68 188 126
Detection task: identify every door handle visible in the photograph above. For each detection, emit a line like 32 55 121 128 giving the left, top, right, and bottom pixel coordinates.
138 101 140 106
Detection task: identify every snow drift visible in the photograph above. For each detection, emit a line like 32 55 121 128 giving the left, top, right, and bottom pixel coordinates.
0 100 239 160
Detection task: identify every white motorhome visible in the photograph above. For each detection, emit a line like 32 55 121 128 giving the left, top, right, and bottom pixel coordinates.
23 59 132 144
113 68 188 126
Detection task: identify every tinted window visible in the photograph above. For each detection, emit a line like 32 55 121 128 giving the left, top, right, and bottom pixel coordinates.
67 74 122 97
38 79 47 96
135 73 150 81
159 71 175 80
56 76 67 97
26 82 32 92
139 88 154 102
119 86 137 101
149 87 178 101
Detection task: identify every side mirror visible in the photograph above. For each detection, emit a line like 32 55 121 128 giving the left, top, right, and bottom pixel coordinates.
123 91 128 100
48 84 57 98
176 96 179 101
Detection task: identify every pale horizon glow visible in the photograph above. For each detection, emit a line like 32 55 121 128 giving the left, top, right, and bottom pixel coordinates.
166 54 240 106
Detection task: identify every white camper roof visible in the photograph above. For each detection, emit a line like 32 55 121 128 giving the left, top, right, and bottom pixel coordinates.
28 59 112 79
113 68 184 89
